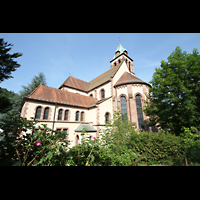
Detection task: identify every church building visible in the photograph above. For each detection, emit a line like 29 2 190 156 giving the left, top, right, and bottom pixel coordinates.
21 42 151 148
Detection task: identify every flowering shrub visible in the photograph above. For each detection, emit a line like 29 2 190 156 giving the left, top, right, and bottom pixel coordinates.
1 112 200 166
65 110 146 166
0 114 70 166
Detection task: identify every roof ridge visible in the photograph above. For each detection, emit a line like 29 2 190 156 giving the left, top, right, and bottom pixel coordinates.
26 84 43 98
69 76 89 84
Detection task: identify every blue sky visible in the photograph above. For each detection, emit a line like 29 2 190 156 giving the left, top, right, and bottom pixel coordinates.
1 33 200 94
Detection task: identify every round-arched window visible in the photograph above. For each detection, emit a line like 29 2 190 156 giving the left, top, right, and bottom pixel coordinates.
135 94 145 129
120 96 127 121
35 106 42 119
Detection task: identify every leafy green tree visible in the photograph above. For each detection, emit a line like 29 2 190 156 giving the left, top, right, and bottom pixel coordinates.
19 72 47 99
143 46 200 135
0 38 22 83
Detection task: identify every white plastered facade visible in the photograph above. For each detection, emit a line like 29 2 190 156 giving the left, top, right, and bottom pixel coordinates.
21 45 152 148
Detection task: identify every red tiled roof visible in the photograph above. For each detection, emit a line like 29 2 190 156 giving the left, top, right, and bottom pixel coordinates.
24 85 97 108
59 76 90 92
88 63 121 91
114 72 151 87
59 62 122 92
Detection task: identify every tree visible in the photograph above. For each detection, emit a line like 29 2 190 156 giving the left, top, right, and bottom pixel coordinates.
143 46 200 136
0 38 22 83
0 88 22 127
19 72 47 99
0 87 13 113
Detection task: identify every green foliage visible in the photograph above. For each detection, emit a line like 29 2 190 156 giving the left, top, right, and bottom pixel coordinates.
143 46 200 135
0 38 22 83
19 72 47 99
127 130 185 166
0 87 13 113
66 109 200 166
65 110 144 166
1 110 200 166
180 127 200 165
0 114 70 166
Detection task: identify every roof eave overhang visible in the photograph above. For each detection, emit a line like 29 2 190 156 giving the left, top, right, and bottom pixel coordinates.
88 80 111 92
60 85 88 93
114 82 151 88
23 97 97 109
110 53 133 63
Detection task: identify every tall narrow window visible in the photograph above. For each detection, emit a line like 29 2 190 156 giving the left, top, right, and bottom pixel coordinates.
105 112 110 122
58 109 63 120
135 95 145 129
76 111 79 121
64 110 69 120
101 89 105 99
76 135 79 145
81 112 84 121
43 107 49 120
35 106 42 119
120 96 127 121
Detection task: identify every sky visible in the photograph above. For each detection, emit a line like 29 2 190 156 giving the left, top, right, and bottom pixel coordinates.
1 33 200 94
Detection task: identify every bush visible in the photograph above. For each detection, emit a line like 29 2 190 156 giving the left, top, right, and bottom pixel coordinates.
127 131 185 166
0 114 70 166
2 112 200 166
180 127 200 165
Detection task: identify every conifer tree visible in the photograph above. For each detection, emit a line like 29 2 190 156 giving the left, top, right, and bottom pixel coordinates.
0 38 22 83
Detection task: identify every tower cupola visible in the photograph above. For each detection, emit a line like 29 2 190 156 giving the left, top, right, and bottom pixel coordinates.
114 42 128 59
110 41 135 75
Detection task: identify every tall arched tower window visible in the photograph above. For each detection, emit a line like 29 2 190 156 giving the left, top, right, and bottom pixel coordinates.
120 96 127 121
135 95 145 129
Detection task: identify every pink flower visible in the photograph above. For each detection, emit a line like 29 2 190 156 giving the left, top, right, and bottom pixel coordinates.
127 157 129 159
93 137 96 139
35 141 41 146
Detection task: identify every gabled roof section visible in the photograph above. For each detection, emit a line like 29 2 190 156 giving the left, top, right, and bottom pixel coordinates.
24 85 97 108
88 61 123 91
114 72 151 87
59 76 90 92
58 60 125 92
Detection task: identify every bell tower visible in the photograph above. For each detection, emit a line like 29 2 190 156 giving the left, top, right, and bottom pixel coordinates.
110 41 135 75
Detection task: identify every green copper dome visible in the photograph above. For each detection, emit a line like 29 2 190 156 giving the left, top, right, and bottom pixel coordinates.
113 42 127 59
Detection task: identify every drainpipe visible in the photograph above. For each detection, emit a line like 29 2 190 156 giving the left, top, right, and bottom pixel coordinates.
52 102 57 131
128 97 132 123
